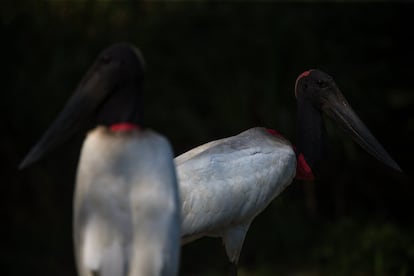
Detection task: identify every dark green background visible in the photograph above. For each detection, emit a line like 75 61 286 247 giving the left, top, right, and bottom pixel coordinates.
2 1 413 275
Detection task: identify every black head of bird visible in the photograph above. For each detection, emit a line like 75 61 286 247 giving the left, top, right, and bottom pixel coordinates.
294 69 401 173
20 43 145 169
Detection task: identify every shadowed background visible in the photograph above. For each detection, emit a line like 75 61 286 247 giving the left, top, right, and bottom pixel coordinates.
2 1 414 275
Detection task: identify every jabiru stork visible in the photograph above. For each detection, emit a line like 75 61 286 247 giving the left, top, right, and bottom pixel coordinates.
20 44 181 276
176 69 401 275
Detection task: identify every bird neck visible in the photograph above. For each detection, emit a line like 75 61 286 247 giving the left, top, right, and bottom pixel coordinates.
96 81 144 129
109 122 141 132
296 97 326 171
266 128 314 181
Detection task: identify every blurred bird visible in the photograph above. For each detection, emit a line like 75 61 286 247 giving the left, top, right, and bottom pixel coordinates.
20 44 181 276
176 69 401 275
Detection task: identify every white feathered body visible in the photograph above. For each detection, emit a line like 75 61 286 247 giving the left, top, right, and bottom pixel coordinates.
176 127 296 263
74 127 180 276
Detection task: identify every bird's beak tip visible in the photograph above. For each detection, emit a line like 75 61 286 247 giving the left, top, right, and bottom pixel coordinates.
18 162 26 171
18 151 35 170
392 163 403 173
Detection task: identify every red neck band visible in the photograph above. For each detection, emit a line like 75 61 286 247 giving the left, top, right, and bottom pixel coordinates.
266 128 314 181
109 122 140 132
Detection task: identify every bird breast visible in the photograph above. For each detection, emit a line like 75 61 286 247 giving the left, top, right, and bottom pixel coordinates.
74 126 180 276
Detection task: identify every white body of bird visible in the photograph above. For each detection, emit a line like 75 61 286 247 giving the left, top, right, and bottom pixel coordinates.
176 127 296 264
74 127 181 276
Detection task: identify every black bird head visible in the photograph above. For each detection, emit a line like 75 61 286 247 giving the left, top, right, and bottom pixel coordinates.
20 43 145 169
295 69 401 172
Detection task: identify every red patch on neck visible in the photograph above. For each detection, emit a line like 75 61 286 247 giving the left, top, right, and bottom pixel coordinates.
295 153 314 181
109 122 140 132
266 128 283 138
266 128 314 181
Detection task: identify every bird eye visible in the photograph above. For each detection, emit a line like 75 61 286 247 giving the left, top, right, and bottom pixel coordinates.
317 80 327 88
101 55 111 64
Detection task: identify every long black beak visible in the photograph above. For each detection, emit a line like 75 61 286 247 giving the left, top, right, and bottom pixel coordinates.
321 88 402 172
19 71 107 170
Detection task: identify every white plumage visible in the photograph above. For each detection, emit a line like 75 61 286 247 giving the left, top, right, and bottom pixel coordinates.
176 127 296 264
74 127 181 276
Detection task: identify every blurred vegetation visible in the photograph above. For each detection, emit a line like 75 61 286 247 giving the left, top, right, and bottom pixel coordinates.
2 1 414 275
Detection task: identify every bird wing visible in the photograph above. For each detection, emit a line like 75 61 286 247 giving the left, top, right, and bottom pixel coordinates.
176 127 296 242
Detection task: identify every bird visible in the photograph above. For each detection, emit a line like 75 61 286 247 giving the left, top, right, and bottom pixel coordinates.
175 69 401 275
19 43 181 276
